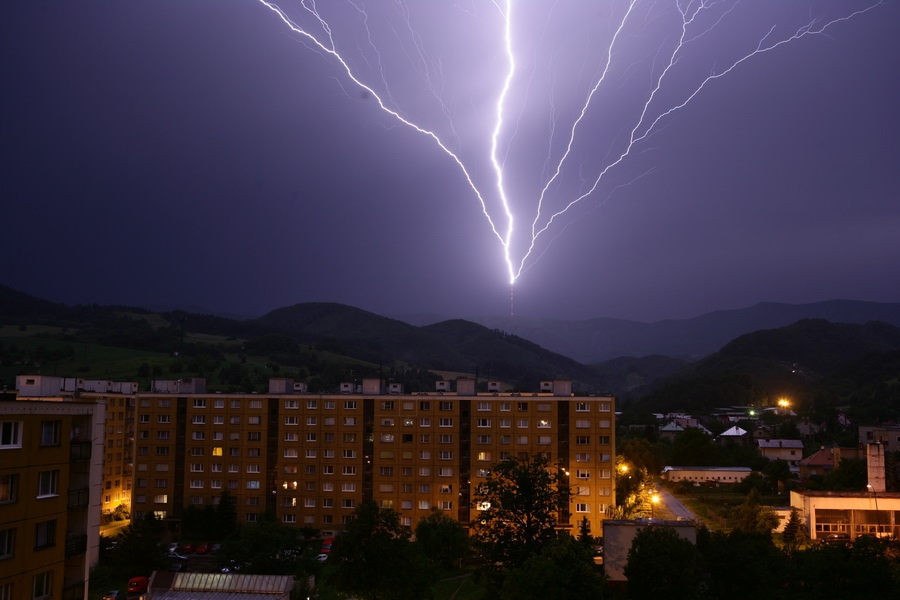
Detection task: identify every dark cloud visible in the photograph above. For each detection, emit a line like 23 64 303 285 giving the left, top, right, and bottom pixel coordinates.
2 1 897 321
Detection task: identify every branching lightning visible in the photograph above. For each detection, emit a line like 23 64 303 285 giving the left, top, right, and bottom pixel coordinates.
253 0 884 288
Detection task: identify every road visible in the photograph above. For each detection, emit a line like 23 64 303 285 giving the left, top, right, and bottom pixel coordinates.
654 485 698 521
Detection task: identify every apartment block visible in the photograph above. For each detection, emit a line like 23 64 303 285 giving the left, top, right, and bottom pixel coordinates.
130 378 616 537
0 397 105 600
15 375 136 517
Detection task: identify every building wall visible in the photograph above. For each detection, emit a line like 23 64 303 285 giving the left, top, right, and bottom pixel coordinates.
859 426 900 454
1 400 104 600
661 467 751 484
129 382 616 537
790 490 900 541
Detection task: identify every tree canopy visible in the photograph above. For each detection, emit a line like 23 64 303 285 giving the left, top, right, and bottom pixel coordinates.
499 534 606 600
471 454 568 568
624 525 702 600
414 508 469 569
328 501 435 600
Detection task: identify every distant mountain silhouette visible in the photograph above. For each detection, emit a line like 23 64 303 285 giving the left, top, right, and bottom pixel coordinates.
3 284 899 406
471 300 900 363
630 319 900 418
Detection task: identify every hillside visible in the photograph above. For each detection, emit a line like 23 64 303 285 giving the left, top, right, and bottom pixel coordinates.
472 300 900 362
629 320 900 420
0 287 606 393
4 284 899 415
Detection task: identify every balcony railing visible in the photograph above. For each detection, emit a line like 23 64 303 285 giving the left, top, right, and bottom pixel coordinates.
65 533 88 558
70 440 92 461
68 487 90 510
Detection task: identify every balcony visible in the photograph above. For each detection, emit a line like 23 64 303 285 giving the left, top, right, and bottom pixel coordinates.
68 487 90 510
65 534 88 558
70 440 92 461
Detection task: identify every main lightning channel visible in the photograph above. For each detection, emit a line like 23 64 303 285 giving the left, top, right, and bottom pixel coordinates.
254 0 519 284
255 1 885 289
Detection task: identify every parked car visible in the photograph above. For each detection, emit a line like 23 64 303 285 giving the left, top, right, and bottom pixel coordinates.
195 542 212 555
320 537 334 554
315 553 328 562
178 542 196 554
102 591 126 600
822 532 851 544
127 576 148 595
167 550 188 561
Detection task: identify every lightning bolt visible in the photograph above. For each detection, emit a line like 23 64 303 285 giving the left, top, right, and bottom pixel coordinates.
253 0 885 288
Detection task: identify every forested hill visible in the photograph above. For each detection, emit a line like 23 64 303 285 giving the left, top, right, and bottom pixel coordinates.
627 319 900 422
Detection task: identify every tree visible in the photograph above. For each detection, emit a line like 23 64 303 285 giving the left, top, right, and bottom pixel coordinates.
763 459 792 494
823 458 867 491
730 488 778 534
329 501 436 600
471 454 568 568
781 507 806 552
499 534 606 600
214 490 238 538
576 516 593 548
216 514 301 575
700 529 785 600
108 513 167 576
414 508 469 569
624 525 702 600
671 427 718 466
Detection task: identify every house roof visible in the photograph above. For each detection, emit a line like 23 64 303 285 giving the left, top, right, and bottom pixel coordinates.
718 426 748 437
799 447 835 468
659 422 685 432
149 573 293 600
757 439 804 449
662 466 752 473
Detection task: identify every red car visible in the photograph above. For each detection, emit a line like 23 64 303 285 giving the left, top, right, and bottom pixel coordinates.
195 542 212 555
127 577 148 595
178 543 195 554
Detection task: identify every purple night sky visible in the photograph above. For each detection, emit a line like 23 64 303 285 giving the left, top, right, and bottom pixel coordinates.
2 1 898 322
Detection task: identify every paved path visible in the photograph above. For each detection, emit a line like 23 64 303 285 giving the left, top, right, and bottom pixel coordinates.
655 485 698 521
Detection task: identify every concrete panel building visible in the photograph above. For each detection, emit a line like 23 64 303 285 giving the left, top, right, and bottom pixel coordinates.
128 378 616 537
0 397 105 600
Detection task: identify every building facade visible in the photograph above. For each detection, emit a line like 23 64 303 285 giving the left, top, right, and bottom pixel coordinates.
0 398 105 600
129 378 616 537
660 466 752 485
15 375 136 518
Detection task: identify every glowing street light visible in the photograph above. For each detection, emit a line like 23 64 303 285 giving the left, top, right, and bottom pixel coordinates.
651 493 660 519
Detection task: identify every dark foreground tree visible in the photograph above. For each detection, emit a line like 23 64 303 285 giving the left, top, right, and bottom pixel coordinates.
730 488 778 534
499 533 605 600
107 513 167 576
700 529 784 600
216 513 301 575
471 454 568 568
624 525 702 600
329 501 435 600
415 508 469 569
781 507 806 553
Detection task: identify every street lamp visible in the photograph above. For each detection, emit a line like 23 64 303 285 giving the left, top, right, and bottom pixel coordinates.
651 493 660 519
